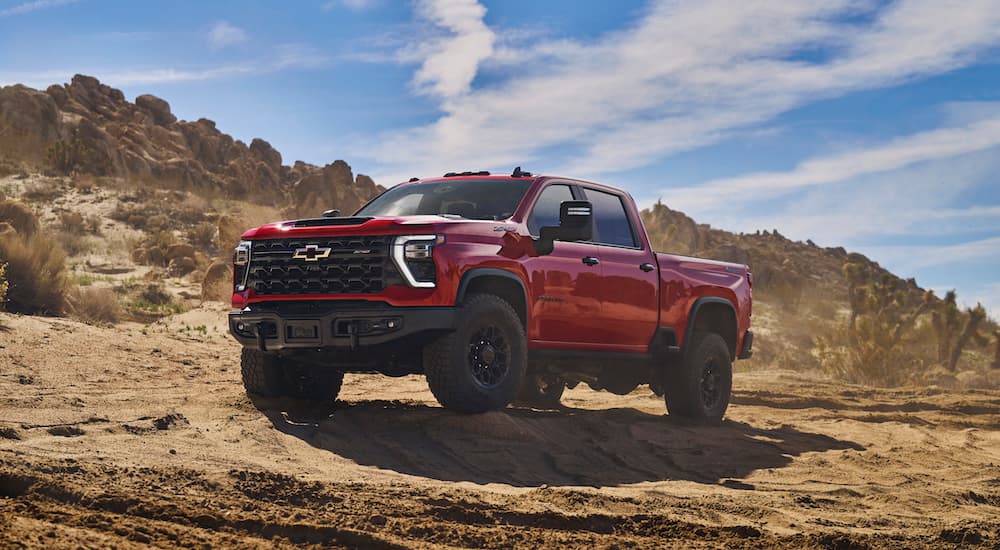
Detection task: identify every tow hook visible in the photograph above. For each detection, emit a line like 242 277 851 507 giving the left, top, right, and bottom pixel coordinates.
346 322 359 351
254 323 267 352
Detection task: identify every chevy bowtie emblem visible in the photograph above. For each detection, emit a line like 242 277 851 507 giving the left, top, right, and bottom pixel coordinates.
292 245 332 261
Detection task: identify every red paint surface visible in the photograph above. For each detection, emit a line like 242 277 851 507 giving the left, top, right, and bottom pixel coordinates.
233 175 751 353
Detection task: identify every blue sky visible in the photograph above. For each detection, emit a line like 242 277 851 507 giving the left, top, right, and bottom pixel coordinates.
2 0 1000 317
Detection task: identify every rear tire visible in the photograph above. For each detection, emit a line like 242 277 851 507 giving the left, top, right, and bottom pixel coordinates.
424 294 527 413
664 332 732 420
514 372 565 409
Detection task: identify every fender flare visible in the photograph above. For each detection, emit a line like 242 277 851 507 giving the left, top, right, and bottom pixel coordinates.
455 268 529 325
684 296 738 357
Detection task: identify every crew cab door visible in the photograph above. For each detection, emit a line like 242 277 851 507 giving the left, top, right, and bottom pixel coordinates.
522 183 607 346
579 187 659 351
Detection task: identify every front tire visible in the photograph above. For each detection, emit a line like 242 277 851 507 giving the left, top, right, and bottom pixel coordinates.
240 349 344 403
241 349 285 396
424 294 527 413
664 332 732 420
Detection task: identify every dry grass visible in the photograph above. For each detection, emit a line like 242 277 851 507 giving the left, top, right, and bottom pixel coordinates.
59 211 102 235
21 178 64 202
0 231 68 315
111 190 213 233
0 200 39 236
67 286 121 325
187 222 218 254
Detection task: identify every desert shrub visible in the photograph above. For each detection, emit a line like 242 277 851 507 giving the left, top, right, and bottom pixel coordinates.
67 286 121 325
21 179 63 202
58 231 95 256
0 200 40 236
0 230 68 315
187 222 218 253
140 282 173 305
117 280 187 319
60 211 86 233
131 230 177 267
111 190 211 232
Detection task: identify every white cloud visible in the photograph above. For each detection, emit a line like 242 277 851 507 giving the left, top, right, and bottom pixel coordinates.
0 0 77 17
0 45 329 88
663 116 1000 213
208 21 249 49
367 0 1000 184
408 0 496 99
868 236 1000 272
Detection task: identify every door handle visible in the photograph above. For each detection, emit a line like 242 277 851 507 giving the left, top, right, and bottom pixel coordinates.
582 256 600 266
640 263 655 272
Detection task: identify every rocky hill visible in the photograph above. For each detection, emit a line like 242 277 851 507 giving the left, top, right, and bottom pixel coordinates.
0 74 380 217
641 201 920 305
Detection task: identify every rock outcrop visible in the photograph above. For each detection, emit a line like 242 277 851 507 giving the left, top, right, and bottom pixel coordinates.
0 74 382 214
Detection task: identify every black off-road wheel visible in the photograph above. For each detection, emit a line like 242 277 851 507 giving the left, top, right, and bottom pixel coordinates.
240 349 344 403
664 332 732 420
423 294 527 413
283 360 344 403
514 372 565 409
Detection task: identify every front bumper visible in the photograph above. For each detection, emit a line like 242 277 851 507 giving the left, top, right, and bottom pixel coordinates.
229 303 456 352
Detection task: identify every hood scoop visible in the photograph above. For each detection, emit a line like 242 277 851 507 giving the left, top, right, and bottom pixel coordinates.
287 216 374 228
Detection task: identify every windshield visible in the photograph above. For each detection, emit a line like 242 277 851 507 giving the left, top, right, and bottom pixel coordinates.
355 179 531 220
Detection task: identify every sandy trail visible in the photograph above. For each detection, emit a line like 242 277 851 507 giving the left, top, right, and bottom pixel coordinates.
1 309 998 548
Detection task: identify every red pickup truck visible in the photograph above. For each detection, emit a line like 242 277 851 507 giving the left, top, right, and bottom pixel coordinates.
229 169 752 419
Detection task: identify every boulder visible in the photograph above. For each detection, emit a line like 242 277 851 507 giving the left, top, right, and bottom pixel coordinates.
165 243 196 261
0 84 64 163
167 256 197 277
201 261 233 302
135 94 177 126
249 138 281 169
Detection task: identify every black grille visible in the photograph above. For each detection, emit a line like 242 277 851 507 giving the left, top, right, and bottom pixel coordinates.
246 236 393 295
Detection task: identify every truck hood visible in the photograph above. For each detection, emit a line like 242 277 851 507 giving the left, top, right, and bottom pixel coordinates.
240 215 492 239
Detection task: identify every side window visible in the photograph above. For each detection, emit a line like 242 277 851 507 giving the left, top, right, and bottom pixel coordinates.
582 188 638 248
527 184 574 235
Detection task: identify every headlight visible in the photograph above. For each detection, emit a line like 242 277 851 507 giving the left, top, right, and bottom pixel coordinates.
392 235 444 288
234 240 252 265
234 240 252 291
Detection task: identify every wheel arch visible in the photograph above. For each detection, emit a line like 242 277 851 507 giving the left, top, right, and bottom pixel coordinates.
456 268 528 328
685 297 738 360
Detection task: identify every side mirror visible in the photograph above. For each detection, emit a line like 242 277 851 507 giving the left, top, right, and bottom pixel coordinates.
534 200 593 256
322 209 341 218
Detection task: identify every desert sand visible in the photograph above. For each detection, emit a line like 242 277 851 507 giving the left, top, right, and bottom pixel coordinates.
1 307 998 548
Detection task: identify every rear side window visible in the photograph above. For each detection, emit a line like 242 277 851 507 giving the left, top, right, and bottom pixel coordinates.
581 188 638 248
528 184 574 235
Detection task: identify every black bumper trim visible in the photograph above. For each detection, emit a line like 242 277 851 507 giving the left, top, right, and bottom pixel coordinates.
229 304 456 352
738 330 753 359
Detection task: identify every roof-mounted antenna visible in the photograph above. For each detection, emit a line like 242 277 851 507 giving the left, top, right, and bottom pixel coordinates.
408 177 420 182
511 166 532 177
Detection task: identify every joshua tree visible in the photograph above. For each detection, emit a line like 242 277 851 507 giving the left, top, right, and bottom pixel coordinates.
947 304 988 372
843 262 867 335
931 290 962 363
